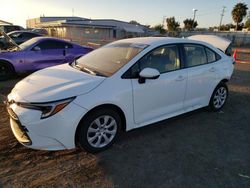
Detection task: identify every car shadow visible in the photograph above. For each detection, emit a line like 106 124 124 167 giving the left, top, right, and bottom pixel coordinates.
96 89 250 188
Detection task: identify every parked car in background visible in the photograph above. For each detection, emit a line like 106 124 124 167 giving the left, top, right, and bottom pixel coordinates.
0 37 93 80
6 37 234 153
0 25 24 33
0 31 42 49
31 28 48 36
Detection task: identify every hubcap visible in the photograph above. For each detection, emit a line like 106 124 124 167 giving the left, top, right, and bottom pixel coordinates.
213 87 227 109
0 64 8 77
87 115 117 148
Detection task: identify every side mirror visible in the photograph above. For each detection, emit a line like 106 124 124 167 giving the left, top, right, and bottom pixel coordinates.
33 46 41 51
138 68 160 84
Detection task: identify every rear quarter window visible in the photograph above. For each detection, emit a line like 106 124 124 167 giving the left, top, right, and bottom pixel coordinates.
205 47 221 63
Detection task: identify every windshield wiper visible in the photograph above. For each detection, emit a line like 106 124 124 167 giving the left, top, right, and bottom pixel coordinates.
72 61 106 77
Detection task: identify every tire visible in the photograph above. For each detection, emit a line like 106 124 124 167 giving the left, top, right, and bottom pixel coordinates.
0 61 14 81
209 82 228 112
76 108 121 153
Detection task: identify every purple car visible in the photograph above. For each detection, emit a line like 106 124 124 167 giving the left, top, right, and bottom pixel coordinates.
0 37 93 80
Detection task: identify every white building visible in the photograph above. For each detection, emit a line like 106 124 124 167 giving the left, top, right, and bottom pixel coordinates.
26 17 152 45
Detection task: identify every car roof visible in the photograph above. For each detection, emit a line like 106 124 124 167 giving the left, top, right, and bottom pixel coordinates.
27 36 74 44
112 37 201 46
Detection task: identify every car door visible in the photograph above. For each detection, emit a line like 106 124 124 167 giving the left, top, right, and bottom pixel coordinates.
183 44 221 110
24 40 68 70
130 45 187 124
61 42 76 63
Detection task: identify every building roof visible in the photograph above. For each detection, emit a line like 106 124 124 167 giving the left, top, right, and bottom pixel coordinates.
35 17 146 33
39 16 86 23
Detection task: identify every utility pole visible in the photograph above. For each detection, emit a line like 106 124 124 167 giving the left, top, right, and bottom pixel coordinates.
192 8 198 30
162 15 167 29
192 9 198 30
219 6 226 31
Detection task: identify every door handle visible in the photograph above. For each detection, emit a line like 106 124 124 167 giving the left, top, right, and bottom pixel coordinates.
175 75 185 81
209 67 216 72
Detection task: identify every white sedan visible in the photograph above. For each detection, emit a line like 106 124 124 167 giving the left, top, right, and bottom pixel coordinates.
6 37 234 153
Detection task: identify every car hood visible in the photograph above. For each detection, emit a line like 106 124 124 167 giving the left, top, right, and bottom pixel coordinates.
9 64 105 103
0 29 20 49
188 35 231 52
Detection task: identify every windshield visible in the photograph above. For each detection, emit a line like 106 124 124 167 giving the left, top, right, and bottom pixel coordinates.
19 37 39 50
75 42 148 77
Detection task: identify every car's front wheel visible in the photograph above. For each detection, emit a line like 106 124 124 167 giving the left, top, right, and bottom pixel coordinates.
76 108 121 153
209 82 228 111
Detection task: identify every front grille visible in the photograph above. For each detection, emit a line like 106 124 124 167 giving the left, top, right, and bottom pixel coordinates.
10 118 32 146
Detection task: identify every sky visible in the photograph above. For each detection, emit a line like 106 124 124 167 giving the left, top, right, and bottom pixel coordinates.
0 0 249 28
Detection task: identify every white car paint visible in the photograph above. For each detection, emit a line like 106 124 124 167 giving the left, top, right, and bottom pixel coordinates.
7 37 234 151
188 35 231 53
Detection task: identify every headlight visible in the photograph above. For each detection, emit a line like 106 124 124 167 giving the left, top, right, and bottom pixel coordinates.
17 97 76 119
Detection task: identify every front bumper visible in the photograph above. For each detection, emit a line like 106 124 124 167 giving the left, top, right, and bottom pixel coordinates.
6 100 87 151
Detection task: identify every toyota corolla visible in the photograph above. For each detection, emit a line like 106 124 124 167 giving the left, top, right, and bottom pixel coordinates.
6 37 234 153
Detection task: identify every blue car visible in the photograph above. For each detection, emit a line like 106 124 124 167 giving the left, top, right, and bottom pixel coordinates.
0 37 93 80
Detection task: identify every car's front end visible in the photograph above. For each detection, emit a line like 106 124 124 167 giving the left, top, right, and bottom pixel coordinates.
5 63 106 150
6 94 87 150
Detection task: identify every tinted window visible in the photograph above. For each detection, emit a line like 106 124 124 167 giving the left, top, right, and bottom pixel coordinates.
33 40 72 50
184 45 207 67
4 26 22 33
205 48 217 63
22 33 39 38
205 47 221 63
139 45 180 74
9 32 23 39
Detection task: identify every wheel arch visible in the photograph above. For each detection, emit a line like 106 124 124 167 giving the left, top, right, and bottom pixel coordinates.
208 78 229 105
220 78 229 83
75 103 127 145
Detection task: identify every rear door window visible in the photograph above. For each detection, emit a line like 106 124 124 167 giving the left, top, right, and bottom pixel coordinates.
184 45 207 67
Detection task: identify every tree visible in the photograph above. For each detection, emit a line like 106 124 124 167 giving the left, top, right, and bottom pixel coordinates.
245 11 250 29
166 17 180 31
153 24 166 34
245 19 250 28
183 18 198 30
129 20 140 25
231 3 248 30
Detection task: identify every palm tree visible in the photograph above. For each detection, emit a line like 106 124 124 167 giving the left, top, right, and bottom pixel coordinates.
232 3 248 30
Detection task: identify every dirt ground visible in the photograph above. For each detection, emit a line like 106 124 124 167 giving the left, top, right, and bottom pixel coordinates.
0 63 250 188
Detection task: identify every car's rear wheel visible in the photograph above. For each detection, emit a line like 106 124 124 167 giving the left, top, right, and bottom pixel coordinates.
0 61 14 81
209 83 228 111
76 108 121 153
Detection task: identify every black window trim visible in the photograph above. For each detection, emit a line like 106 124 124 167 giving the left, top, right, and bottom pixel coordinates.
122 43 183 79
